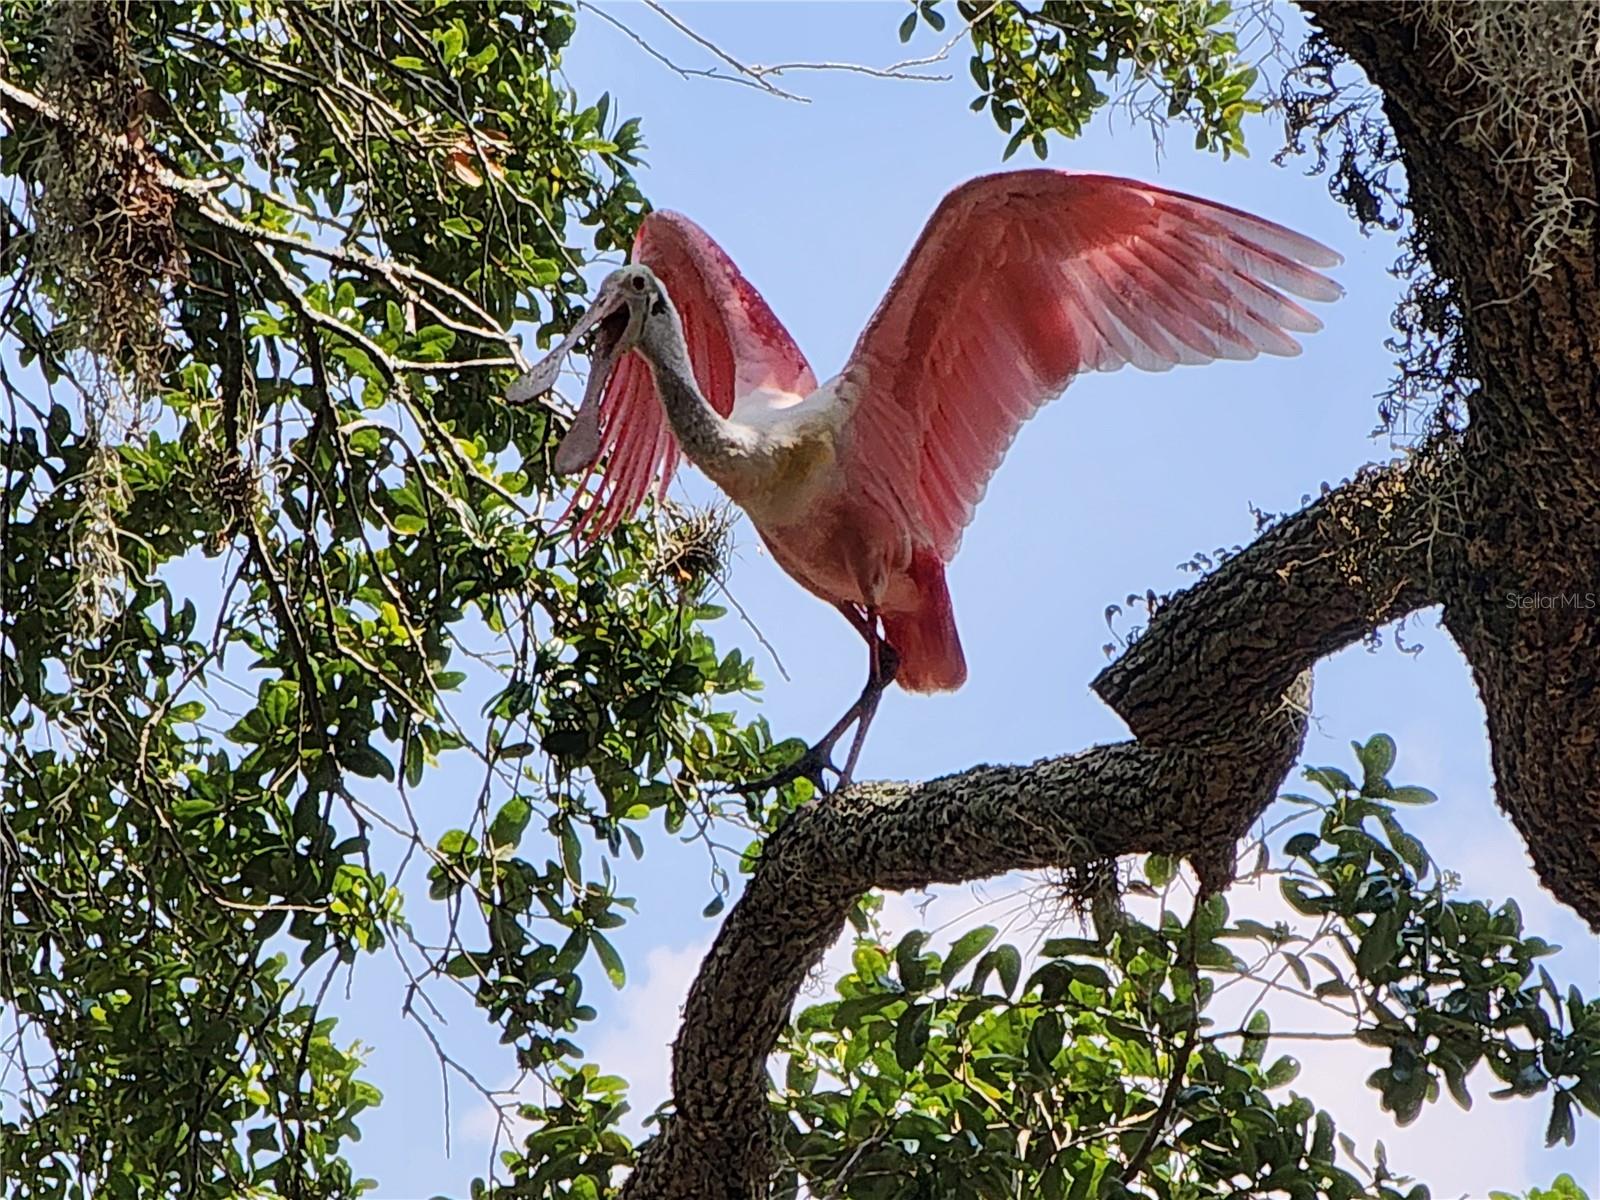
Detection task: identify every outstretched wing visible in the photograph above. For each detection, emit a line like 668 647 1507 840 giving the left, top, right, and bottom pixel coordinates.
835 170 1343 561
571 210 816 538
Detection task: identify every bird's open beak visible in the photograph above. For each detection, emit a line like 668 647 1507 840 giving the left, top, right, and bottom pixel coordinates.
505 282 634 476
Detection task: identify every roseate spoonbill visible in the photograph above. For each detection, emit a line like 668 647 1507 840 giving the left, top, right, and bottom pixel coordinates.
509 170 1341 791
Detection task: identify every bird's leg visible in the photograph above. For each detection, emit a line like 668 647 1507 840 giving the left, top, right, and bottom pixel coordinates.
836 634 900 790
734 604 895 796
738 690 868 795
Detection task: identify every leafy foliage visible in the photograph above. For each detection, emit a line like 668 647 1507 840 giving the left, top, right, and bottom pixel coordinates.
1279 737 1600 1142
901 1 1263 160
0 3 782 1196
774 738 1598 1199
1500 1177 1594 1200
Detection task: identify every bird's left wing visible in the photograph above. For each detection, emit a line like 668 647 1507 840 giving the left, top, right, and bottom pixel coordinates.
568 210 816 538
835 170 1343 561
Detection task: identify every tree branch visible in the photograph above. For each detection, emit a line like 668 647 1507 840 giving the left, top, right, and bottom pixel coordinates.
622 447 1459 1198
579 0 979 106
0 70 532 380
1299 1 1600 931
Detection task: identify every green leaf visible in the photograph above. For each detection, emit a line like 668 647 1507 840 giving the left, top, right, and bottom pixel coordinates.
1241 1009 1270 1065
1280 878 1332 916
1569 1075 1600 1118
1358 733 1396 787
489 796 531 848
993 944 1022 996
1311 1110 1335 1161
592 931 626 989
560 819 583 885
171 798 219 822
1389 785 1438 805
1041 936 1103 957
896 929 931 991
1263 1055 1301 1087
894 1002 932 1070
1545 1091 1576 1147
1438 1051 1473 1110
262 680 299 726
247 1125 278 1154
1028 1010 1065 1071
1356 909 1401 978
940 924 997 986
1145 853 1176 887
1306 766 1356 796
340 742 395 781
1284 832 1320 858
832 993 902 1030
785 1054 817 1096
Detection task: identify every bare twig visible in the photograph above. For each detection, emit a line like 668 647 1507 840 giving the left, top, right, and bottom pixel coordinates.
577 2 806 100
582 0 1002 104
636 0 811 101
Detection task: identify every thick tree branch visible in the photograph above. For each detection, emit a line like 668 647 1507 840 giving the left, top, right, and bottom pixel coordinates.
623 447 1459 1198
1095 455 1446 741
1300 2 1600 932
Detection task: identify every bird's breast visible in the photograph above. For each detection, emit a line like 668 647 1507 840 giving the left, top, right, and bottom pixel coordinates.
720 421 844 527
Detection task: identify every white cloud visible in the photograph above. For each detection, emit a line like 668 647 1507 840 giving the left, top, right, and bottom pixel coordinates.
589 940 713 1134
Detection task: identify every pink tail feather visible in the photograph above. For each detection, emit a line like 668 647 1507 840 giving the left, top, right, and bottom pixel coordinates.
882 552 967 693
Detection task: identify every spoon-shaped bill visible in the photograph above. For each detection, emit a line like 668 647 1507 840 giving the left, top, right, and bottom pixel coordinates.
505 283 632 476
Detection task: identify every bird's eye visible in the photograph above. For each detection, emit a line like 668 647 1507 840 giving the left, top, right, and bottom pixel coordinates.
631 276 646 292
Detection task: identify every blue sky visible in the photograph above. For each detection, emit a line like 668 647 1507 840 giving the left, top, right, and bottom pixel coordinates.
321 5 1598 1197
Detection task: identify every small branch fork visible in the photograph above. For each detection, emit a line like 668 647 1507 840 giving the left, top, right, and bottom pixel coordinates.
579 0 1002 104
621 448 1461 1198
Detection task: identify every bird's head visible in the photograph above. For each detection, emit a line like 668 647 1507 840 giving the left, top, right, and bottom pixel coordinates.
586 263 662 356
507 265 669 476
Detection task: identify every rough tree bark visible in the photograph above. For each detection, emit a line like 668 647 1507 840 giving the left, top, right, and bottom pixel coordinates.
1302 0 1600 975
623 4 1600 1196
624 449 1458 1197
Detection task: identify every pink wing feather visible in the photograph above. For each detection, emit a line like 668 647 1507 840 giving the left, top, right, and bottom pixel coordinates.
569 211 817 538
837 171 1343 561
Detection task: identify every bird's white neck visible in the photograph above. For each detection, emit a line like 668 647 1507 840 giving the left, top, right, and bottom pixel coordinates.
639 306 753 475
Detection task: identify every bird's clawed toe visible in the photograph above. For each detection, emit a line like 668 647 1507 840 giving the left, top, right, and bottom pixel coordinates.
732 742 844 797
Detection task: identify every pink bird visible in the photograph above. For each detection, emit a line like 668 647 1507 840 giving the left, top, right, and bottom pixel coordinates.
510 170 1341 791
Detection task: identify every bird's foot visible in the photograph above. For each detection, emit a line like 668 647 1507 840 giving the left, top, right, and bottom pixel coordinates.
732 741 844 797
